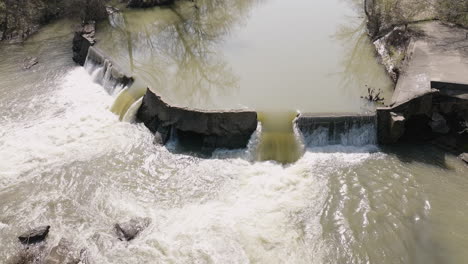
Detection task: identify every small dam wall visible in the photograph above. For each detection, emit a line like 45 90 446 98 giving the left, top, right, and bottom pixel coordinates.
79 40 258 151
137 88 258 150
295 113 377 146
84 46 134 94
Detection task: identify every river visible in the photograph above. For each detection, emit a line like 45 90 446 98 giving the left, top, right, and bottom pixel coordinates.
0 0 468 263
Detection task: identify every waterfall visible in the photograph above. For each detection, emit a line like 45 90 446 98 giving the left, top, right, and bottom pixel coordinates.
111 80 147 121
295 113 377 147
257 112 303 164
83 47 145 121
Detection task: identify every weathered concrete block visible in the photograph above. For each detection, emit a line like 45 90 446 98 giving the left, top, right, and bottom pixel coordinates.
377 108 406 144
137 88 258 150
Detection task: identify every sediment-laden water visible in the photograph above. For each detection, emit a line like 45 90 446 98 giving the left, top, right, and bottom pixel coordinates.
1 1 468 264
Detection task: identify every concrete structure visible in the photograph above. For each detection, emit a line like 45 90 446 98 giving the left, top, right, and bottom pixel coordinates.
295 113 377 146
392 22 468 106
137 88 258 150
376 22 468 149
78 42 257 151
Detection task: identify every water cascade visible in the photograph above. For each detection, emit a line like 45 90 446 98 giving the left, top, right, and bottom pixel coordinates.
295 113 377 147
110 80 147 120
84 47 146 120
257 112 303 164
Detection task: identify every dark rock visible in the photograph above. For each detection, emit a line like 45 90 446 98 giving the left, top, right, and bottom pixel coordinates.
137 88 258 151
460 153 468 164
429 112 450 134
377 108 406 144
127 0 174 8
22 57 38 70
389 112 406 141
18 226 50 245
115 217 151 241
154 125 171 145
72 21 96 66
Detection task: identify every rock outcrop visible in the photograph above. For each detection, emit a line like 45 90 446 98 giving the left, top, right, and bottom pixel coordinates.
137 88 258 151
127 0 174 8
72 21 96 66
115 217 151 241
18 225 50 244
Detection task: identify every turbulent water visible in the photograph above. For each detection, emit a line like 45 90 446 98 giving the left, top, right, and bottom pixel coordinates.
1 1 468 264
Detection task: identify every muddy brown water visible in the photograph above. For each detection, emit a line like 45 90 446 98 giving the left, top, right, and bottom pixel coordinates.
0 0 467 263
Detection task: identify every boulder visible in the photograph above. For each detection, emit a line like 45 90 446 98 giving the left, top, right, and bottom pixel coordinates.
115 217 151 241
72 21 96 66
429 112 450 134
137 88 258 150
18 225 50 244
127 0 174 8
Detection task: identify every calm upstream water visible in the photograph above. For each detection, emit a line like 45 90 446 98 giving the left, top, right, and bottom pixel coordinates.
0 0 468 263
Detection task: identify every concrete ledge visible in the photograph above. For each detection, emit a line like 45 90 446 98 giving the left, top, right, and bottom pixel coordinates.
85 46 134 88
295 113 377 145
137 88 258 150
431 81 468 100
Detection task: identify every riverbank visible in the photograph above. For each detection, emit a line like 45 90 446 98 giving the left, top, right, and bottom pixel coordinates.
372 21 468 157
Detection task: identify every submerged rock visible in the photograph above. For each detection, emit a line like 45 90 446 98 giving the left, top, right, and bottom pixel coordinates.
44 238 90 264
115 217 151 241
9 244 47 264
18 226 50 245
22 57 38 70
72 21 96 66
127 0 174 8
